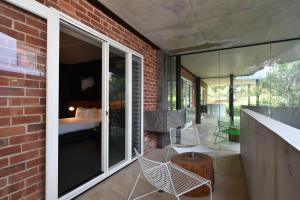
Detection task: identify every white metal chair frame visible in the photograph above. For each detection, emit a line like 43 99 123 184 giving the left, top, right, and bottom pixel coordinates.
128 149 212 200
166 127 213 161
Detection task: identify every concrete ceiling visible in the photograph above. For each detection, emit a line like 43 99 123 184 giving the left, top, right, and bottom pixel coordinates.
182 40 300 78
98 0 300 54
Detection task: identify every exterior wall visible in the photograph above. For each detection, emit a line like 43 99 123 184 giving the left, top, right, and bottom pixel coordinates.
0 0 158 199
0 2 47 199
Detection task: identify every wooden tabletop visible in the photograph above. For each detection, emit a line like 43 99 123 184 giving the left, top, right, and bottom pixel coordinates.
171 152 213 165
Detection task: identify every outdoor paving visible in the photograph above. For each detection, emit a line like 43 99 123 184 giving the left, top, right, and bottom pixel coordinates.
77 120 248 200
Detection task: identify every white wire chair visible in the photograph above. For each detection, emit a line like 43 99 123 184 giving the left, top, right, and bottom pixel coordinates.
166 127 214 161
128 149 212 200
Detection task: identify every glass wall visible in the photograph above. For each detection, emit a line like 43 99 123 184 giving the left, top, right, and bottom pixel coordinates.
167 56 177 110
181 77 195 123
181 39 300 129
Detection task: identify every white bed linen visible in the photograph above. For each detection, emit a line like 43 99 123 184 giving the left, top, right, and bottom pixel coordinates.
59 118 100 135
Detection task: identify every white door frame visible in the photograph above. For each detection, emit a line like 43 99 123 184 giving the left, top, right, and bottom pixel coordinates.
4 1 144 200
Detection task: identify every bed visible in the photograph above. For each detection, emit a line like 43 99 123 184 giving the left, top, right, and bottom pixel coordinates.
59 107 101 135
59 107 102 146
59 118 100 135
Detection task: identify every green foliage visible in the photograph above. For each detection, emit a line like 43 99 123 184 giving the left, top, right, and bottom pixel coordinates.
260 60 300 107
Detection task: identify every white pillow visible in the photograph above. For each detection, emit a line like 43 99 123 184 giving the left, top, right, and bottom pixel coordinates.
75 107 88 118
85 108 102 120
95 109 102 121
86 108 96 119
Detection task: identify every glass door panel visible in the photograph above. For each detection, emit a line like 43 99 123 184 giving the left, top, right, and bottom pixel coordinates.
108 46 126 167
58 27 103 196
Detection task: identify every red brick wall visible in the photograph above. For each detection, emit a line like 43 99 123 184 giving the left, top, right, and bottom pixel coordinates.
144 131 158 155
0 0 158 199
0 1 47 199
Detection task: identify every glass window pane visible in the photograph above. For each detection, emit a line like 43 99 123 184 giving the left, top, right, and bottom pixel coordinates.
58 28 103 196
109 46 126 167
132 55 142 155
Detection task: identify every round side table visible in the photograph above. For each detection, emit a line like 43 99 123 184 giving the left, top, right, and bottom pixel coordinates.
171 152 214 197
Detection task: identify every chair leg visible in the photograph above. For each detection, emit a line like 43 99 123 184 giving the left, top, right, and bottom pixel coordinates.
128 173 160 200
165 146 171 161
128 173 141 200
208 184 213 200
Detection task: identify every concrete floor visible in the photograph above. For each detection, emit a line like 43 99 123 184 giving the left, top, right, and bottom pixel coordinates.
77 120 248 200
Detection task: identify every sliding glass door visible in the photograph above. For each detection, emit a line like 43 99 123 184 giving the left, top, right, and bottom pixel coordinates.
58 25 103 196
108 46 126 167
55 20 143 199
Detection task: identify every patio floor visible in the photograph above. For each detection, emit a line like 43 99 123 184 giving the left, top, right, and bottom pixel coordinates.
77 120 248 200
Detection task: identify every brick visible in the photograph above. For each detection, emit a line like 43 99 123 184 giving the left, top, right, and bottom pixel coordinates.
12 115 41 125
79 0 93 11
27 123 45 133
9 133 38 145
71 1 86 14
0 26 25 42
0 180 24 198
0 178 7 188
0 78 8 87
9 79 39 88
9 150 39 165
0 163 25 179
25 74 46 81
87 11 100 22
39 81 45 89
38 164 44 173
24 107 45 115
0 119 9 127
22 140 44 152
0 126 25 137
26 157 44 169
24 190 44 200
25 89 45 97
0 158 8 169
8 97 39 106
0 146 21 157
60 1 75 14
75 10 90 23
0 3 25 22
39 98 45 106
10 184 38 200
25 173 44 187
0 98 7 106
0 88 24 96
0 16 12 28
0 139 8 148
14 22 39 37
0 70 24 79
25 17 46 31
0 108 23 117
25 35 46 48
8 167 38 185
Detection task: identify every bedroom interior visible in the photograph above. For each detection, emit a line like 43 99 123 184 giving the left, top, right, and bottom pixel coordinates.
58 28 103 196
57 23 135 196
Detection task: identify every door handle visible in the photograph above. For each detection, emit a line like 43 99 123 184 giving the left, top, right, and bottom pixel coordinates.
106 111 109 116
